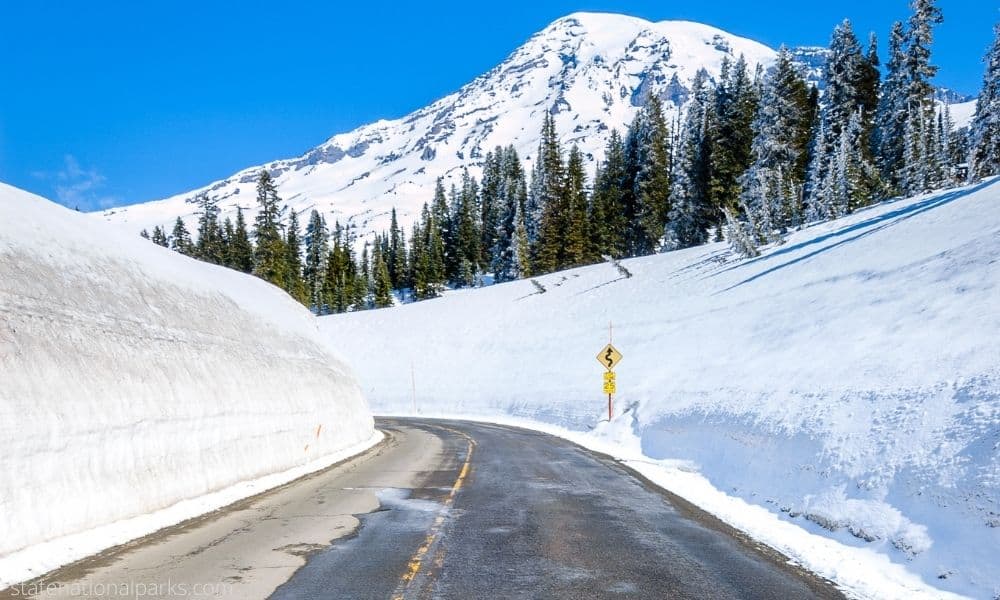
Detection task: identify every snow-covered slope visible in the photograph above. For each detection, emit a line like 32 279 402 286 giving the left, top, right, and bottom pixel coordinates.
320 181 1000 598
951 99 978 130
101 13 778 240
0 182 376 586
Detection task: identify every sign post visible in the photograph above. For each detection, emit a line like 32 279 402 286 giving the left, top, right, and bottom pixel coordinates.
597 323 623 421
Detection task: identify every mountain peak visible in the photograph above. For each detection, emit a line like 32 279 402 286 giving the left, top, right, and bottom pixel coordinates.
101 14 781 244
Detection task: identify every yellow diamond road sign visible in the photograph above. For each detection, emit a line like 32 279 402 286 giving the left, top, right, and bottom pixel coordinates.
597 343 623 371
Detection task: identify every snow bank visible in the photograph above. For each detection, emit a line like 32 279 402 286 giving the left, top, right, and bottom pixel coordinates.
321 180 1000 598
0 183 375 586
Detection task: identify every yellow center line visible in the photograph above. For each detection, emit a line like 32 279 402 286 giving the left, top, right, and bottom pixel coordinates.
391 427 476 600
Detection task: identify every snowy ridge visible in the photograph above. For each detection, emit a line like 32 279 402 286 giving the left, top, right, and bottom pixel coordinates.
100 13 778 241
321 181 1000 598
0 183 375 587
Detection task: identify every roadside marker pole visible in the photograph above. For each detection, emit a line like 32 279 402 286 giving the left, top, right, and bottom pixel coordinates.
597 323 622 422
609 322 613 421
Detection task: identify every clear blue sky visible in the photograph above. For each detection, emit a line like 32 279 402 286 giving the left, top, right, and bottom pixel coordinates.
1 1 996 210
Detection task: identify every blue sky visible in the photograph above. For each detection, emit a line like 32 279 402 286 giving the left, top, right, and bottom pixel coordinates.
1 1 996 210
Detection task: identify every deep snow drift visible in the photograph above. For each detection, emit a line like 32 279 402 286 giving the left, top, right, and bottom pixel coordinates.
321 181 1000 598
0 183 375 587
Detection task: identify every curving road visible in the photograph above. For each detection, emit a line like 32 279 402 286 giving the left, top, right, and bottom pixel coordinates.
5 418 843 600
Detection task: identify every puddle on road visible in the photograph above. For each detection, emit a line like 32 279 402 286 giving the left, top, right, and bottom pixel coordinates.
269 487 448 600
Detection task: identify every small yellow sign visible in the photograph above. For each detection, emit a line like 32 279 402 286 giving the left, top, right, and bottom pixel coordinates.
603 371 617 394
597 343 623 371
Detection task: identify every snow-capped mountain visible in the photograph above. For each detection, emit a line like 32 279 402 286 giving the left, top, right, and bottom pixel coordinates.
100 13 783 240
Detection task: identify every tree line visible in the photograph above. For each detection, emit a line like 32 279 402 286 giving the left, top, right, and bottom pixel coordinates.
144 0 1000 311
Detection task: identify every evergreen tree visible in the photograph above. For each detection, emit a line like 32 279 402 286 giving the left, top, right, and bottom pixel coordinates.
971 24 1000 179
361 241 373 296
562 145 592 267
900 0 944 193
372 242 393 308
429 179 455 282
252 170 288 287
633 96 673 253
806 20 881 214
283 210 308 305
139 229 150 240
410 203 446 299
493 146 531 281
666 70 714 249
875 22 910 190
591 130 630 257
387 208 406 288
171 217 193 255
534 112 568 272
321 221 366 313
229 207 254 273
738 48 814 241
408 220 426 298
304 210 329 312
193 193 224 264
708 55 759 236
220 217 234 266
479 148 504 269
453 170 481 286
512 198 532 278
815 109 882 219
151 225 169 247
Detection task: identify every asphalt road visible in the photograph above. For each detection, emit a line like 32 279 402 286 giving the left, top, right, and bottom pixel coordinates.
5 418 844 600
274 419 841 599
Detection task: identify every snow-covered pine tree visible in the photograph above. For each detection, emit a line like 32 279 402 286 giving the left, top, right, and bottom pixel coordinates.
492 146 529 282
151 225 169 248
938 104 955 182
971 25 1000 179
875 22 910 192
805 121 834 221
738 47 813 243
900 0 944 195
723 205 760 258
665 69 714 249
708 55 758 238
171 217 193 255
806 20 881 217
